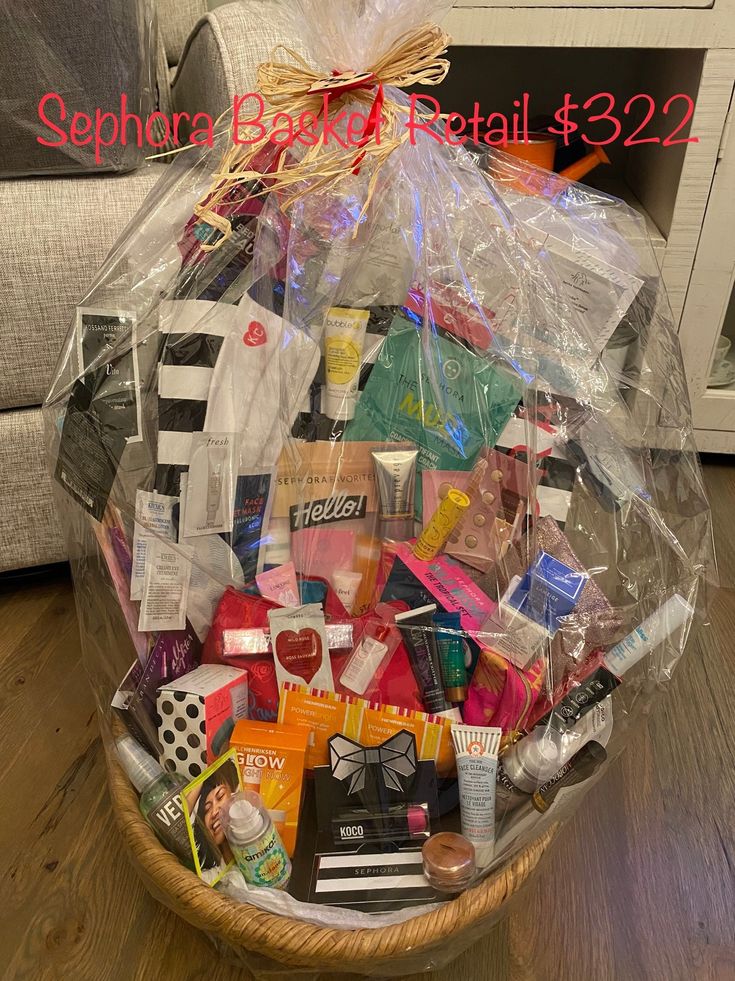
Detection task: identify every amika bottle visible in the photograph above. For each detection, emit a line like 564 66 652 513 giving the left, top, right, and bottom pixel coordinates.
222 791 291 889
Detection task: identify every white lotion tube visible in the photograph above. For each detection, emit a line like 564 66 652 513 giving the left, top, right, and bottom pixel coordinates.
451 724 502 867
603 594 694 677
371 447 419 542
331 569 363 615
322 308 369 421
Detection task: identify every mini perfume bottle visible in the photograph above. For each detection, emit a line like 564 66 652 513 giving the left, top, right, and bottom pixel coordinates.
116 736 218 870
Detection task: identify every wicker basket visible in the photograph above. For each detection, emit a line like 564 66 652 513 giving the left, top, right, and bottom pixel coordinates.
107 743 558 975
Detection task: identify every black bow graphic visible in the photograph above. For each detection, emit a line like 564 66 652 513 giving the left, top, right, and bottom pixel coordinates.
328 729 417 795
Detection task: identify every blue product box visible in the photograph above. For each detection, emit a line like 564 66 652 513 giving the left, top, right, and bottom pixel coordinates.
506 551 588 635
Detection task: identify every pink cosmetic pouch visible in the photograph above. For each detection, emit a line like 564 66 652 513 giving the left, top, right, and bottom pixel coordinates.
463 648 544 733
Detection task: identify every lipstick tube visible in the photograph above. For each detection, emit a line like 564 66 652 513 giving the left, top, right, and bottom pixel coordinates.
331 804 430 845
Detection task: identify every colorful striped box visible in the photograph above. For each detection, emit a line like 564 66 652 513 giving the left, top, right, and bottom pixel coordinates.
277 683 454 775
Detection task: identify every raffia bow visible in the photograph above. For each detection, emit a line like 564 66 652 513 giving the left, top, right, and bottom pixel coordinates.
194 23 451 250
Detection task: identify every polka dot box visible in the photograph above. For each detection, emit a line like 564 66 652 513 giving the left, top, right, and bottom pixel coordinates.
156 664 248 778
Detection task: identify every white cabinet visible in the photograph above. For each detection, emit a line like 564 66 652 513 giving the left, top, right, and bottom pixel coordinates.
678 76 735 450
437 5 735 450
435 46 734 322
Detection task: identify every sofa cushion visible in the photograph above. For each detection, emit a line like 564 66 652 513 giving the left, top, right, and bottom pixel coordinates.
0 0 157 176
158 0 207 67
171 1 304 125
0 166 165 411
0 407 66 572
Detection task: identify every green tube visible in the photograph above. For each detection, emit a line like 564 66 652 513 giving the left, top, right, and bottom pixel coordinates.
433 611 467 703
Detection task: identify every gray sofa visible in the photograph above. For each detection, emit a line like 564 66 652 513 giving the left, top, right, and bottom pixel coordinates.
0 0 290 572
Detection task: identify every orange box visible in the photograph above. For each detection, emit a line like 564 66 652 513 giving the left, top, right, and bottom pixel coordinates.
229 719 308 857
360 705 455 778
277 683 455 777
276 684 363 770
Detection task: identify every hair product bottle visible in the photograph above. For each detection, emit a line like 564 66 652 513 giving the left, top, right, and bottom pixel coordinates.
222 791 292 889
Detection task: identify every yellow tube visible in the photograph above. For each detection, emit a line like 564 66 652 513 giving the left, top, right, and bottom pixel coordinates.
414 489 470 562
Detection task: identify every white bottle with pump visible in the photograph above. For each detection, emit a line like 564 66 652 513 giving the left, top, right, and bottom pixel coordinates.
496 698 614 811
340 624 391 694
222 791 291 890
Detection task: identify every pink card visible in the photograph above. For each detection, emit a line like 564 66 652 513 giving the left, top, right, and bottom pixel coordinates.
393 542 497 633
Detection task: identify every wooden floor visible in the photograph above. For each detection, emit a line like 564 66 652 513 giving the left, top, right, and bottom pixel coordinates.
1 460 734 981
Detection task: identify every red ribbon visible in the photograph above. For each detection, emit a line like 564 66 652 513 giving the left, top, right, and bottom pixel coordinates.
270 71 385 183
351 82 384 174
315 71 385 175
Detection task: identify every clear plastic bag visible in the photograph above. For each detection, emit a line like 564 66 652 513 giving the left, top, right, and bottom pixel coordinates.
44 0 715 974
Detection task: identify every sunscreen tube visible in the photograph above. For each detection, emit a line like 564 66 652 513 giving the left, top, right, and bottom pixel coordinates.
330 569 363 615
603 593 694 677
322 308 369 421
451 724 502 867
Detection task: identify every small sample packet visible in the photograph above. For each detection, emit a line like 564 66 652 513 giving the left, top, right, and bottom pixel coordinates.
268 604 335 691
228 470 277 582
183 432 237 537
76 307 143 442
54 382 127 521
138 539 193 632
256 561 300 607
131 489 177 601
277 685 363 770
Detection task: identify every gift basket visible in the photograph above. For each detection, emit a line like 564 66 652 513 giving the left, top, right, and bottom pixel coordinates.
44 0 715 974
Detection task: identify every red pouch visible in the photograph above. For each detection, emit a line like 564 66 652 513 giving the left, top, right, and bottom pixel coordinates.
202 586 423 719
201 587 280 720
